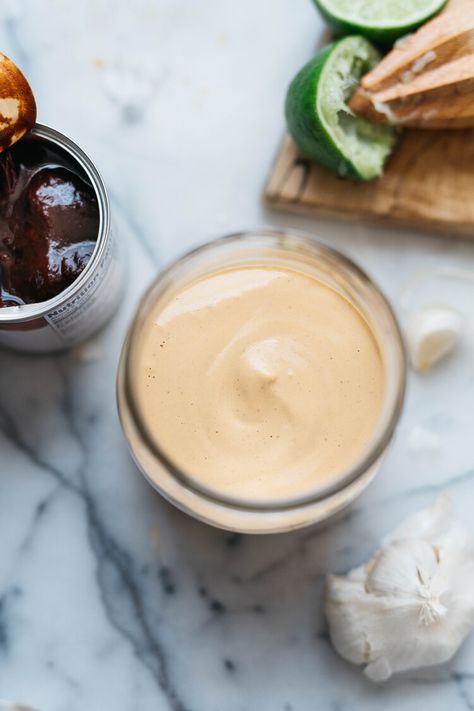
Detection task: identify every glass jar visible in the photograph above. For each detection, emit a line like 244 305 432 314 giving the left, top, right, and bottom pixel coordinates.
117 229 406 534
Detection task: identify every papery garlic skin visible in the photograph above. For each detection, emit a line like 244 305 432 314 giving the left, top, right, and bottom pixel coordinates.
405 306 463 372
325 495 474 682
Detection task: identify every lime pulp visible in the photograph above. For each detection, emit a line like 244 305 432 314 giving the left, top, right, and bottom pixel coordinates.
285 36 397 181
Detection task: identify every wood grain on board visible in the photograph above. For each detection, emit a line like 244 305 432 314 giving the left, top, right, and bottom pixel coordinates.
265 0 474 237
265 130 474 236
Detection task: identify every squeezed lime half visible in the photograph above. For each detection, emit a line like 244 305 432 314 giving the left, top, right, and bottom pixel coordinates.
313 0 448 44
285 36 397 181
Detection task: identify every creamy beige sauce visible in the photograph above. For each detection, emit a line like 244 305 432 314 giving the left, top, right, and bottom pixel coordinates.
135 266 385 501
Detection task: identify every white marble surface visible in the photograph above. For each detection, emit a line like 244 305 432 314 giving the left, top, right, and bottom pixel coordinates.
0 1 474 709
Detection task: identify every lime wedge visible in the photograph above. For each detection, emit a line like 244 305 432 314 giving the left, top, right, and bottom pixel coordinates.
285 36 397 181
313 0 448 44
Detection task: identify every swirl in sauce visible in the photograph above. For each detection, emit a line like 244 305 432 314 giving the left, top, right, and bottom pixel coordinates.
136 266 385 501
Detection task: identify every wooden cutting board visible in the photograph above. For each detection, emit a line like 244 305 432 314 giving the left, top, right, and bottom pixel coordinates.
264 130 474 236
265 0 474 238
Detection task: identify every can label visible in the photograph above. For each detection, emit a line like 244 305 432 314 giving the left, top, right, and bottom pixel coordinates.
45 234 121 342
0 230 122 353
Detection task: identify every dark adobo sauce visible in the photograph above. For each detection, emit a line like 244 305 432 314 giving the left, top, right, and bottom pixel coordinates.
0 137 99 308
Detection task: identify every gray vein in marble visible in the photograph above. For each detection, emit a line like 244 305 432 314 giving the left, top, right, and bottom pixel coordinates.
0 362 188 711
0 401 78 493
17 487 62 555
0 587 21 658
43 659 80 694
56 362 190 711
303 467 474 546
235 540 310 584
376 467 474 508
0 594 9 653
452 674 474 711
85 505 189 711
227 468 474 590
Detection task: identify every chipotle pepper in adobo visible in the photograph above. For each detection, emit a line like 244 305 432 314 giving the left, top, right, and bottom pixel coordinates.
0 137 99 307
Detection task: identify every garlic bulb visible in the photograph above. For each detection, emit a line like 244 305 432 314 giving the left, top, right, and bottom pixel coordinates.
325 495 474 682
405 306 463 372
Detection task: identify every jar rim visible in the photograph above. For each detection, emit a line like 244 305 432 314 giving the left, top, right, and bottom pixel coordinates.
118 228 407 513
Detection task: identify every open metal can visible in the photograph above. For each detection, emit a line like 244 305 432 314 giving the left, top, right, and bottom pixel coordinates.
0 123 122 353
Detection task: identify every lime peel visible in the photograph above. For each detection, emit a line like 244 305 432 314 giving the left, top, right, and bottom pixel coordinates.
313 0 448 44
285 36 397 181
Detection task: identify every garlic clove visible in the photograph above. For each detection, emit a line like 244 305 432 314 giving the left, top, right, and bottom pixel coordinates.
405 305 463 372
365 538 442 601
324 574 371 666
